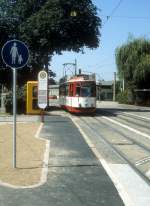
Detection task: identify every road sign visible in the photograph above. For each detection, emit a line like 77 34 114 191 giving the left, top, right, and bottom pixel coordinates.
1 39 29 69
1 39 29 168
38 71 48 109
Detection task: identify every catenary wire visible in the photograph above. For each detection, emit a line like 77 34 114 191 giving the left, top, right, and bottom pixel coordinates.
97 0 124 26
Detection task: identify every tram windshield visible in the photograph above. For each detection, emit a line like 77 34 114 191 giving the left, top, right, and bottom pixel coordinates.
81 87 92 97
76 82 96 97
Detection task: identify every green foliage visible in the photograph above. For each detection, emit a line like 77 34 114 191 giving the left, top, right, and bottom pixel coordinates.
19 0 101 57
4 85 26 114
116 90 129 104
115 36 150 105
0 0 101 88
115 37 150 90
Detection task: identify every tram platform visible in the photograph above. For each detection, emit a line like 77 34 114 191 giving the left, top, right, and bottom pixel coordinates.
40 115 125 206
0 114 125 206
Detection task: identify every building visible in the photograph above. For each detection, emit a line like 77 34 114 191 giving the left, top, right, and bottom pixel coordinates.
97 81 113 101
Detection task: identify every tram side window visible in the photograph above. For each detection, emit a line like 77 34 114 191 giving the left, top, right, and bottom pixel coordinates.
76 83 81 96
66 84 69 96
76 86 80 96
69 84 73 96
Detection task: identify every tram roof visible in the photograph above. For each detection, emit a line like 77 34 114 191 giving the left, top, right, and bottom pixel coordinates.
68 74 95 83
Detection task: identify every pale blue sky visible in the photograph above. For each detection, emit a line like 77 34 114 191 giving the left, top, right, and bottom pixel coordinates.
51 0 150 81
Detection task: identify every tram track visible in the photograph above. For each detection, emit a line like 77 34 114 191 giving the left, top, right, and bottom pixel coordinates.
119 111 150 121
97 108 150 122
97 110 150 135
115 114 150 130
94 116 150 153
75 115 150 185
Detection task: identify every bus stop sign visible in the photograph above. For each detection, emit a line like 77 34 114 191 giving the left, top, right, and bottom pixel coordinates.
38 71 48 109
1 39 29 69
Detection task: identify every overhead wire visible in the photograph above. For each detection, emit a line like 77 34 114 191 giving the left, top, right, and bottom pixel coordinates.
101 15 150 20
97 0 124 26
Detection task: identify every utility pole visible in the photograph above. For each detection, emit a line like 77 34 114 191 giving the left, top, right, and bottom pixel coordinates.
113 72 116 101
122 78 125 91
75 59 77 75
63 60 77 77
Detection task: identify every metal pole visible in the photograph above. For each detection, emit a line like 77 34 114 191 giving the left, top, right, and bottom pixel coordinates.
113 72 116 101
122 78 125 91
63 65 64 77
75 59 77 75
12 68 17 168
41 109 45 123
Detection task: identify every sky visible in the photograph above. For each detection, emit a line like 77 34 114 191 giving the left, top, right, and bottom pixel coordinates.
51 0 150 81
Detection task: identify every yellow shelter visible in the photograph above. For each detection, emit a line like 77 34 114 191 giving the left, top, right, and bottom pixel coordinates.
26 81 41 114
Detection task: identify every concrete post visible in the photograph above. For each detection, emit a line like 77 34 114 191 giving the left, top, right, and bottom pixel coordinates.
113 72 116 101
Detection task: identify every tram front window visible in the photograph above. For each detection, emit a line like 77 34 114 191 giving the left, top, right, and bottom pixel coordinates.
76 82 96 97
81 87 91 97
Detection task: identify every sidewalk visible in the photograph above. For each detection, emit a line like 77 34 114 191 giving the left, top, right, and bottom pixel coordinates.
0 122 47 188
0 114 124 206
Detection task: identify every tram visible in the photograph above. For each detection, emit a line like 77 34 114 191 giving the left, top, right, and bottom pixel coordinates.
59 74 96 114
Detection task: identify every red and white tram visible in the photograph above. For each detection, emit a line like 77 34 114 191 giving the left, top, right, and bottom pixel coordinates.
59 74 96 114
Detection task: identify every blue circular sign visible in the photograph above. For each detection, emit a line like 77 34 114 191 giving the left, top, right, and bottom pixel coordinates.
1 39 29 69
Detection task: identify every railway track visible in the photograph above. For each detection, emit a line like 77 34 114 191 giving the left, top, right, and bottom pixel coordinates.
95 117 150 153
97 109 150 134
73 114 150 185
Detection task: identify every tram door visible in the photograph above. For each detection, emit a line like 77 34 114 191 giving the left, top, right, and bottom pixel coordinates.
26 81 41 114
69 83 74 109
76 83 80 104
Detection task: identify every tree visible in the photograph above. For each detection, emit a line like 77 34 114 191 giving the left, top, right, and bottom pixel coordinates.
115 37 150 104
0 0 101 88
116 37 150 89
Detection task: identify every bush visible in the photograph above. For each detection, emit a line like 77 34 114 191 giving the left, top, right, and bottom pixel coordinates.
117 90 129 104
5 85 26 114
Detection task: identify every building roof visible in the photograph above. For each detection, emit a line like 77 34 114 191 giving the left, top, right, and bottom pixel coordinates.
97 81 113 86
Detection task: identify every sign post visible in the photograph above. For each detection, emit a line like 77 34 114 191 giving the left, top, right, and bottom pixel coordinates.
1 39 29 168
38 70 48 122
13 67 17 168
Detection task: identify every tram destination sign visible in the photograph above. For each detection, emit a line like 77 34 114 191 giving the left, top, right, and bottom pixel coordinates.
38 70 48 109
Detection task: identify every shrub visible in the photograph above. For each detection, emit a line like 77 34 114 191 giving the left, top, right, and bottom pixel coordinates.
5 85 26 114
117 90 129 104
